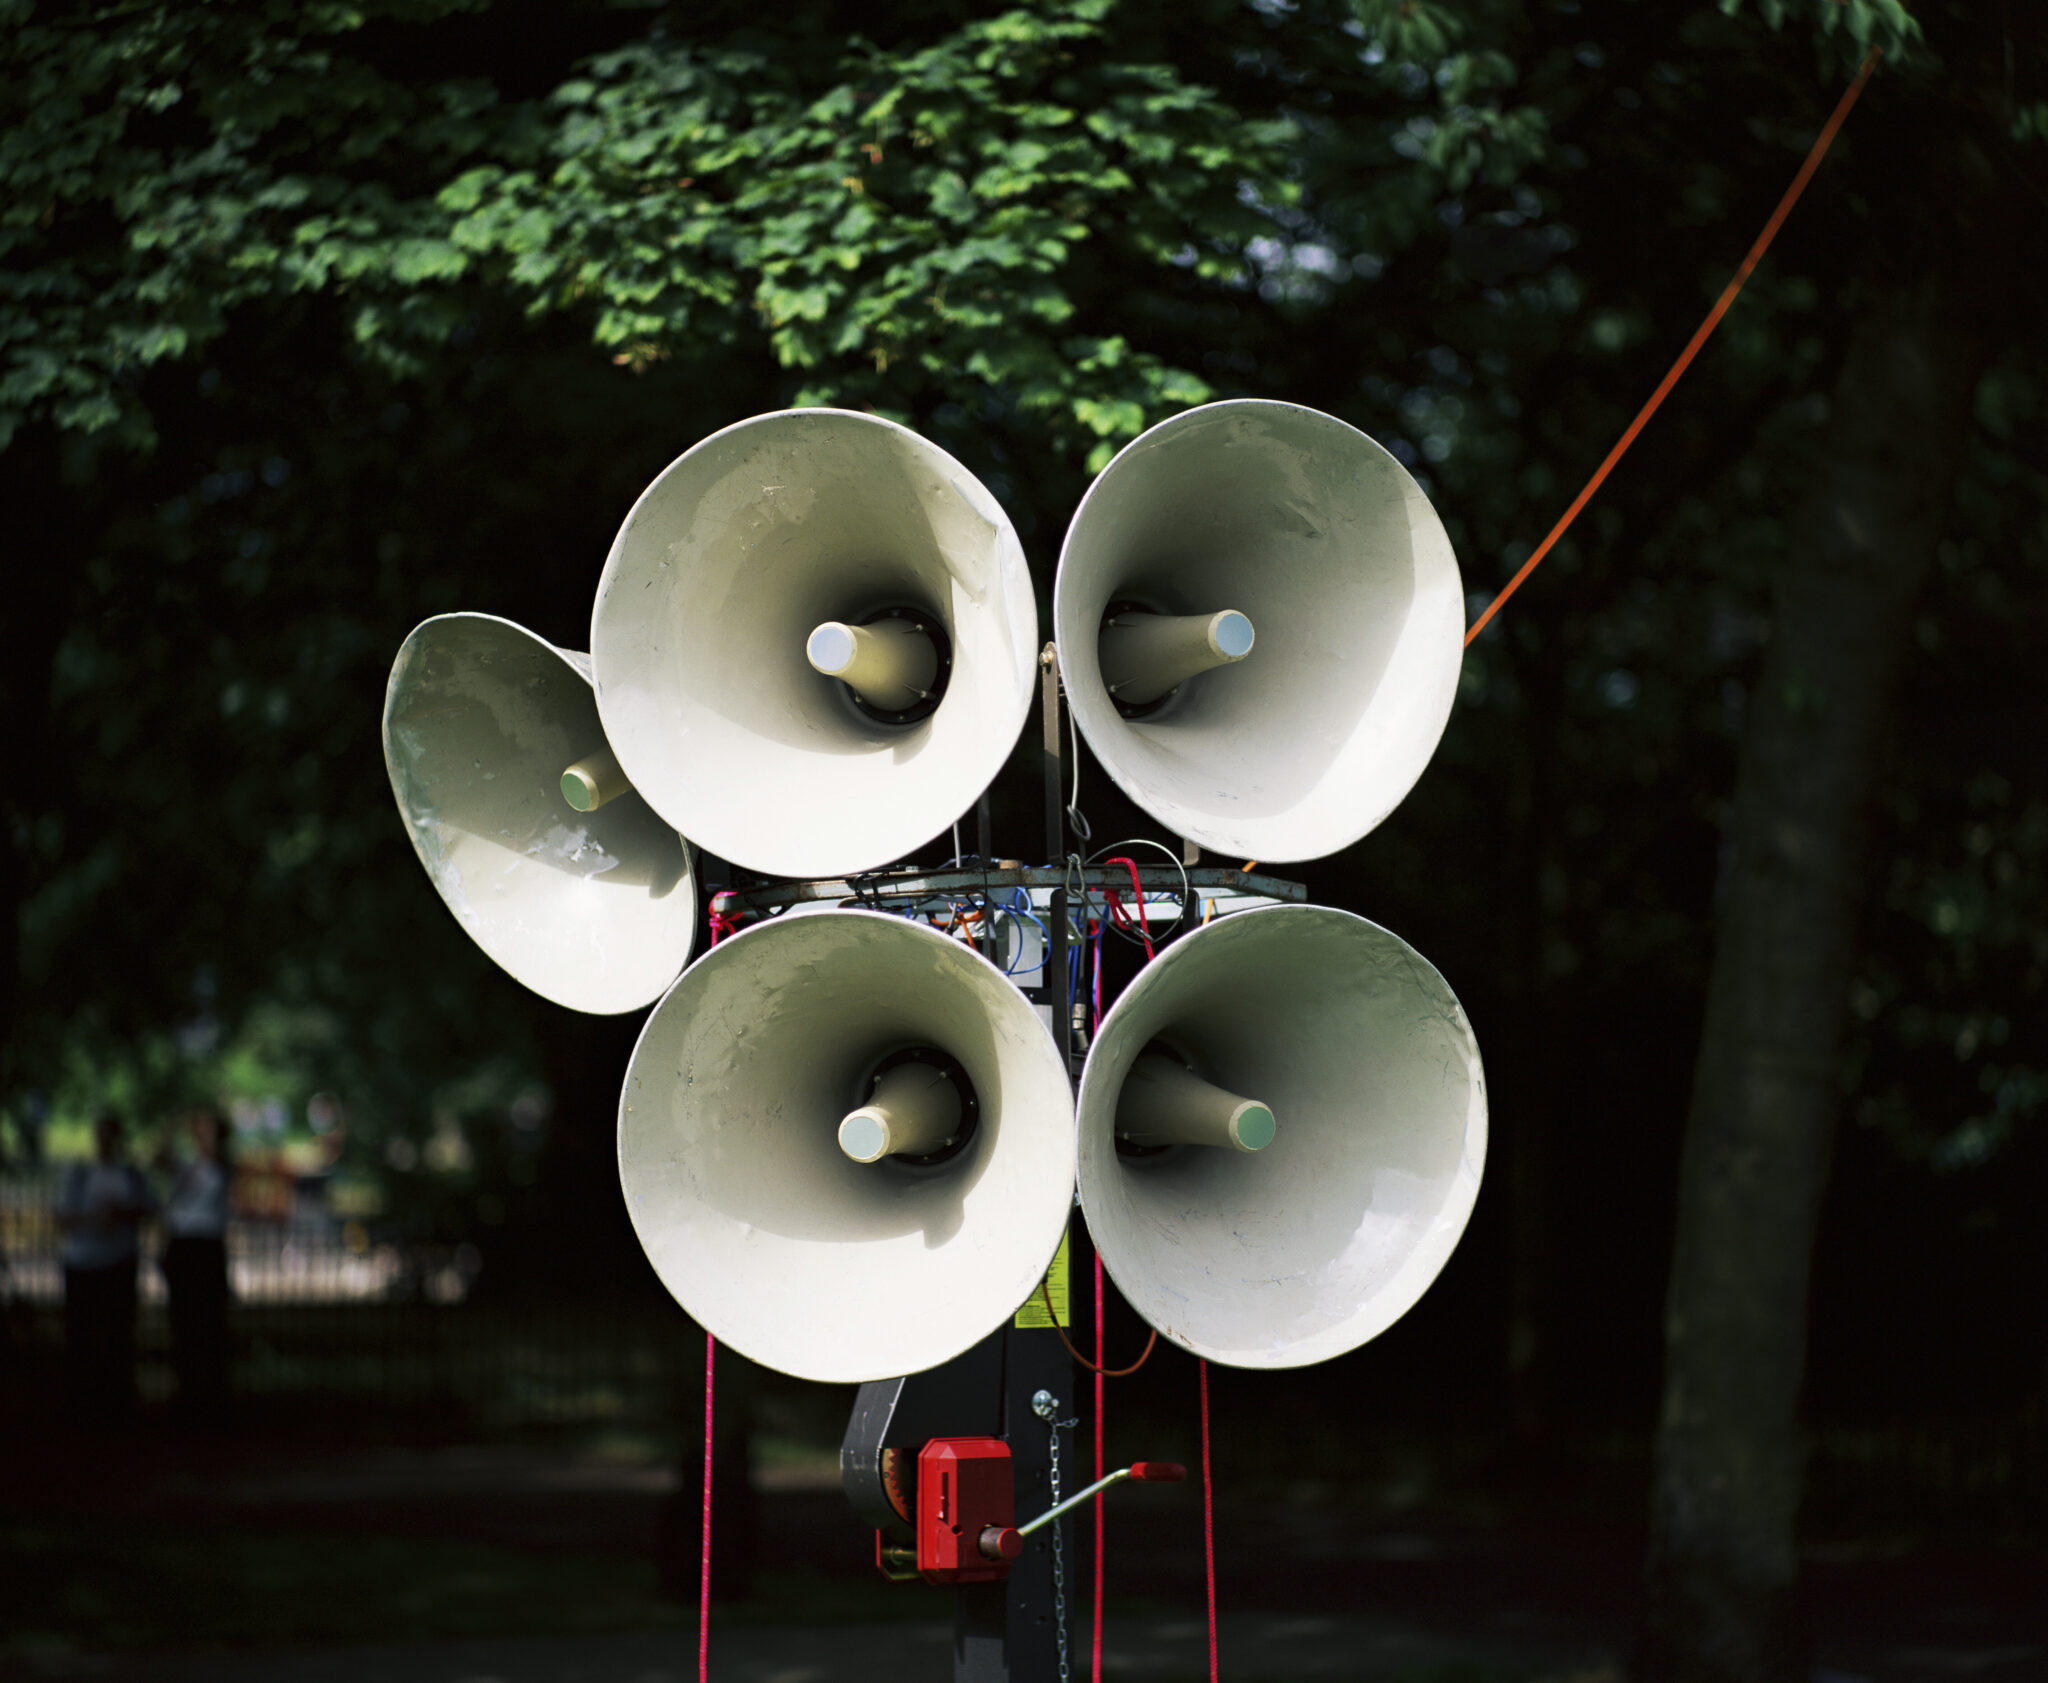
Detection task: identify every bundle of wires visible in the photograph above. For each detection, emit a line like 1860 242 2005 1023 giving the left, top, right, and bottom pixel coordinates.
1064 839 1192 1032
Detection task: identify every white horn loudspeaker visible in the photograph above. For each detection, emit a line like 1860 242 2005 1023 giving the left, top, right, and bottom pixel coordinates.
1053 399 1466 863
1075 904 1486 1369
590 410 1040 878
617 910 1077 1383
382 613 698 1015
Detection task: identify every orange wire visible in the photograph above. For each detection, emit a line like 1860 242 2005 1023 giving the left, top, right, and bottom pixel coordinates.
1042 1274 1159 1376
1463 46 1881 647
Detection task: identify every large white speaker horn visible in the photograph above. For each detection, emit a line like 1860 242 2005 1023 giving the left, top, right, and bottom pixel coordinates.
381 613 698 1014
1075 905 1485 1369
590 410 1039 877
1054 400 1465 862
618 910 1077 1383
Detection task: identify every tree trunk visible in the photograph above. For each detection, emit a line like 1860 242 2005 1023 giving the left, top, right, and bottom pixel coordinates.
1633 278 1996 1682
1503 649 1565 1443
0 427 72 1097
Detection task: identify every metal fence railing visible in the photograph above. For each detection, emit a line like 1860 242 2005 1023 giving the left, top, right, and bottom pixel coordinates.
1806 1408 2047 1538
1 1166 483 1308
4 1168 2039 1533
1 1167 703 1436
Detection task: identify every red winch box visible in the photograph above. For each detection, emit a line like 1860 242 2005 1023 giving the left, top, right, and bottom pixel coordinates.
916 1436 1022 1583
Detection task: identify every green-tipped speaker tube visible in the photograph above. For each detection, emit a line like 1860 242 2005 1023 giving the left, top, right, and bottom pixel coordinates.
561 745 633 813
1115 1052 1275 1152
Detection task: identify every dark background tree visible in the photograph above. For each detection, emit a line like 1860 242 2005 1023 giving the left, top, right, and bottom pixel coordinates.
1634 22 2040 1675
3 0 2043 1675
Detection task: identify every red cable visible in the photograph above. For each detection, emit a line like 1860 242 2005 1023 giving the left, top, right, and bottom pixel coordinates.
1103 889 1158 964
1091 858 1163 1679
708 892 746 946
699 1331 715 1683
1092 1249 1106 1683
1200 1358 1218 1683
1463 46 1880 647
1102 858 1155 959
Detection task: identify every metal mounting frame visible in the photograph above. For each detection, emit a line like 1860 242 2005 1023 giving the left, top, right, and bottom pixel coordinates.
713 863 1307 918
745 641 1303 1682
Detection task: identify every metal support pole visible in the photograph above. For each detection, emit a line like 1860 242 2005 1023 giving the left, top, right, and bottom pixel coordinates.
954 1324 1072 1682
1040 644 1071 1069
1039 643 1064 865
1046 887 1070 1071
845 1325 1072 1682
975 788 997 959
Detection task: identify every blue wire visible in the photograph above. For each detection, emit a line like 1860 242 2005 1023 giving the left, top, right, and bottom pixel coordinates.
988 904 1049 975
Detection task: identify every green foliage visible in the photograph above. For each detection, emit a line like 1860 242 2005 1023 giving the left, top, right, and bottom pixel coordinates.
1715 0 1921 75
1 0 1565 469
0 0 1281 467
438 4 1288 465
0 0 506 451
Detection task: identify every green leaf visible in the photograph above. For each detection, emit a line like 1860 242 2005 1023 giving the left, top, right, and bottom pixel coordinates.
388 239 467 283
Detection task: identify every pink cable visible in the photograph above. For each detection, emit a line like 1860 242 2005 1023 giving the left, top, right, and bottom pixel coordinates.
1102 858 1155 958
699 1331 715 1683
708 892 745 946
1091 919 1104 1032
1092 1249 1106 1683
1200 1359 1218 1683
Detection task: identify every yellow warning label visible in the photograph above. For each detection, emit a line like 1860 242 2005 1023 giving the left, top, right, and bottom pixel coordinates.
1014 1229 1071 1328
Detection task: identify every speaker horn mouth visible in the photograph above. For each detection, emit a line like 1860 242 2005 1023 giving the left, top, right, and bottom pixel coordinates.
591 408 1036 877
1076 903 1487 1370
1054 399 1466 863
381 613 697 1016
617 907 1075 1382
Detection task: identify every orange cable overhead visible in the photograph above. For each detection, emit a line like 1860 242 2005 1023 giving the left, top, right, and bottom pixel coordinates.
1463 46 1881 647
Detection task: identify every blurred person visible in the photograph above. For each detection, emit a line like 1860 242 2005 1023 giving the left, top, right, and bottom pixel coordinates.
13 1090 48 1166
56 1112 156 1425
159 1106 233 1421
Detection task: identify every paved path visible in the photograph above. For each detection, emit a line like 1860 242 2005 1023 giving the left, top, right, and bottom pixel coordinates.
17 1617 2047 1683
11 1612 1601 1683
6 1440 2040 1683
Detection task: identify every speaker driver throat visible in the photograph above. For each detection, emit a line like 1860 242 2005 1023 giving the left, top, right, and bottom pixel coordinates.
1114 1039 1190 1160
1102 600 1172 720
835 606 952 727
847 1045 980 1166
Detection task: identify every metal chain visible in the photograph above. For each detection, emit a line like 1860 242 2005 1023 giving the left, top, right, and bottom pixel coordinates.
1033 1389 1079 1683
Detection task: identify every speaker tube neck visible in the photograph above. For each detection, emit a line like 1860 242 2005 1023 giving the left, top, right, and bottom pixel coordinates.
1115 1052 1275 1153
808 617 940 715
561 745 632 812
839 1061 965 1163
1098 609 1254 710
